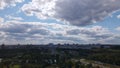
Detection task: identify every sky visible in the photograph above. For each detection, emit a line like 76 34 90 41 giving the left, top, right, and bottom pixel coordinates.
0 0 120 44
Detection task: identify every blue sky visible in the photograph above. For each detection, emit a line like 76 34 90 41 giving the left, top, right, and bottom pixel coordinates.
0 0 120 44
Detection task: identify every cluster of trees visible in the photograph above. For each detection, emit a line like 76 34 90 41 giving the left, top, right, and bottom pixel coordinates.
87 49 120 65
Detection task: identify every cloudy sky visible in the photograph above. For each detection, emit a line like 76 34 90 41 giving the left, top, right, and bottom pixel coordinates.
0 0 120 44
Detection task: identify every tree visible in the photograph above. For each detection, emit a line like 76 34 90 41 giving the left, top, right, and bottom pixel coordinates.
66 61 74 68
85 63 93 68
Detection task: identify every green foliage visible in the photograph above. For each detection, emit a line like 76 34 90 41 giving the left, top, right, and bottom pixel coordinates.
0 45 120 68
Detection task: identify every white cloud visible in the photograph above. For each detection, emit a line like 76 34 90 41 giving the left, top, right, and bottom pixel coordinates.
5 15 23 21
21 0 56 18
116 27 120 31
0 0 24 10
21 0 120 26
0 17 4 23
117 15 120 19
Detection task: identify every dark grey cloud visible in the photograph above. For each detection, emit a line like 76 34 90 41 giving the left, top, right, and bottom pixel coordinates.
0 22 51 43
66 26 112 42
54 0 120 26
0 23 32 33
0 25 26 33
67 29 81 35
22 0 120 26
28 28 50 35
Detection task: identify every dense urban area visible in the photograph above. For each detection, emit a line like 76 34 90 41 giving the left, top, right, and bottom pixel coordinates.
0 44 120 68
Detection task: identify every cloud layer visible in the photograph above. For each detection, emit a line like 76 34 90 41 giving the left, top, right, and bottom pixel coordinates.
0 20 119 44
21 0 120 26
